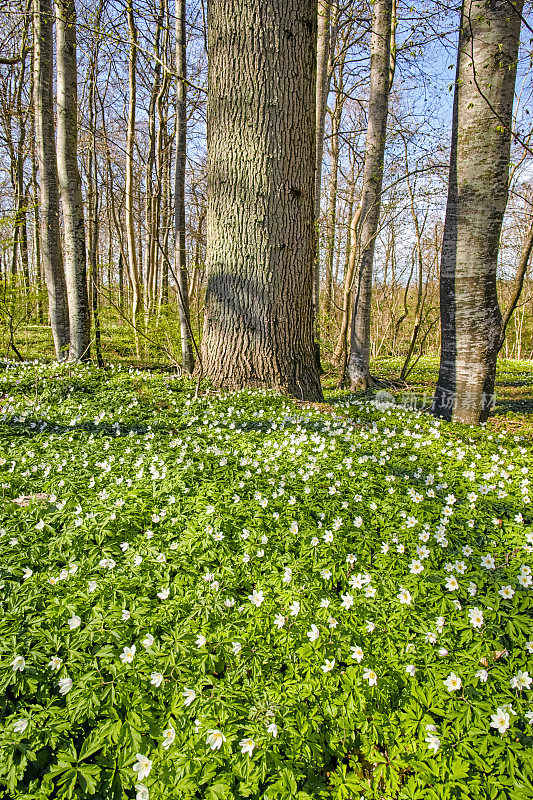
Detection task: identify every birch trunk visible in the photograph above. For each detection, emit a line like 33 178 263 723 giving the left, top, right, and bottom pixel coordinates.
55 0 90 361
346 0 393 390
33 0 69 359
201 0 322 400
434 0 523 424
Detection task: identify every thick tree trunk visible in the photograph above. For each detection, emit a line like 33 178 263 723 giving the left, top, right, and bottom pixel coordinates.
55 0 91 360
175 0 194 373
313 0 331 320
433 0 523 424
347 0 393 390
33 0 69 359
201 0 322 401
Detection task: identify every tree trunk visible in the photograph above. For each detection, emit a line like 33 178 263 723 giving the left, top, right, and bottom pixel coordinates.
313 0 331 320
433 0 523 424
125 0 141 357
33 0 69 359
346 0 393 390
324 78 342 318
55 0 91 360
201 0 323 401
175 0 194 373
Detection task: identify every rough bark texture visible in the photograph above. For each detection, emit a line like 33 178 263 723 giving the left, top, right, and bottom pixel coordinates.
347 0 392 390
175 0 194 373
201 0 323 401
33 0 69 359
55 0 90 360
314 0 331 318
434 0 523 424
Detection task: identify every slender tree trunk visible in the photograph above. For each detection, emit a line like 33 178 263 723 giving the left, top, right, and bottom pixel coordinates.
33 0 69 358
175 0 194 372
87 0 105 367
55 0 90 360
126 0 141 357
498 218 533 351
324 88 342 318
346 0 393 390
335 196 362 367
201 0 322 400
313 0 331 321
433 0 523 424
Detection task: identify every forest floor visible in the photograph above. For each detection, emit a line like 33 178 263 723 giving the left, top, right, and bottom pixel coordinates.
0 356 532 799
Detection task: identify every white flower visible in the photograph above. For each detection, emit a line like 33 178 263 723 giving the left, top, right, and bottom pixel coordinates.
436 616 445 632
22 567 32 580
354 516 363 528
425 731 440 753
35 519 45 530
248 589 264 607
526 641 533 654
120 645 136 664
310 536 319 547
425 632 437 644
443 673 461 692
88 580 97 593
481 554 496 570
231 642 242 655
409 560 424 574
321 659 335 672
13 718 29 734
135 785 149 800
445 576 459 591
122 610 131 621
206 729 226 750
323 530 333 543
518 572 532 588
195 634 207 648
468 582 477 597
67 615 81 630
49 656 62 671
363 668 377 686
475 669 489 683
307 624 319 642
58 677 73 695
405 664 416 677
289 601 300 617
468 607 484 629
273 614 285 629
162 725 176 749
490 708 511 734
397 589 412 605
183 687 196 706
289 521 298 534
143 634 154 648
320 568 331 580
150 672 164 688
157 588 169 600
133 555 143 566
366 620 375 633
239 737 256 757
351 645 364 663
120 542 129 552
205 505 215 514
12 656 25 672
341 593 354 609
498 585 515 599
364 585 377 599
266 721 278 737
133 754 153 781
510 671 532 690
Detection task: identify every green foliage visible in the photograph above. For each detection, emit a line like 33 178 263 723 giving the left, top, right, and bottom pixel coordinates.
0 361 532 799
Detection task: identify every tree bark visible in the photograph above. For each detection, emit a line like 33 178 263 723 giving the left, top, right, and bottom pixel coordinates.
33 0 69 359
201 0 322 400
125 0 141 358
433 0 523 424
55 0 90 360
346 0 393 390
175 0 194 372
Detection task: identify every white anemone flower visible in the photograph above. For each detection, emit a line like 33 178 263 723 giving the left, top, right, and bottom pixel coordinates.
133 754 153 781
206 729 226 750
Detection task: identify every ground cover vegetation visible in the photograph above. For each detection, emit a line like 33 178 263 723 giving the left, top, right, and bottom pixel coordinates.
1 361 532 800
